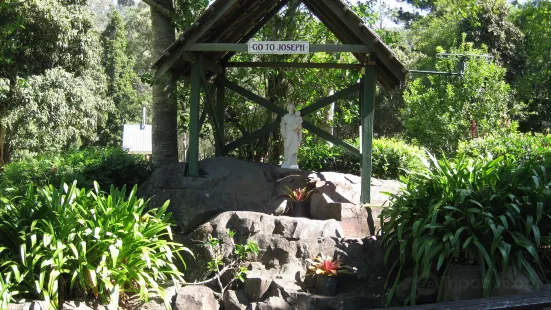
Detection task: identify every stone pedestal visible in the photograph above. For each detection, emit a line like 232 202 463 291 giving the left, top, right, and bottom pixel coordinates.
306 172 401 238
309 199 369 238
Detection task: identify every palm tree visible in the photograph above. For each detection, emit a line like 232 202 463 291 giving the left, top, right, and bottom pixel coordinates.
149 0 179 167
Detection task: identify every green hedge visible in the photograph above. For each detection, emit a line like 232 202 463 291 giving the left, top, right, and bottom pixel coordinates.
0 147 153 192
457 132 551 161
298 137 427 180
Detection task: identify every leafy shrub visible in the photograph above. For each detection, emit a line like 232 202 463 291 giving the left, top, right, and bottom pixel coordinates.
299 137 427 180
457 132 551 162
371 138 428 180
298 141 360 175
401 40 519 154
382 153 551 305
0 147 153 192
0 182 190 309
201 229 259 299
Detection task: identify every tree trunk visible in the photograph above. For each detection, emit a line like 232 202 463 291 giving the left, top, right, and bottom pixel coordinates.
0 121 5 167
150 0 178 167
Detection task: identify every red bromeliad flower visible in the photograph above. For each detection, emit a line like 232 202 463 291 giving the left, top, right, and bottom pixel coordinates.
320 257 341 276
285 186 313 202
306 254 354 277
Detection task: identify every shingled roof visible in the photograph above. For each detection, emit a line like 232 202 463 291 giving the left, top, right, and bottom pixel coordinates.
152 0 407 90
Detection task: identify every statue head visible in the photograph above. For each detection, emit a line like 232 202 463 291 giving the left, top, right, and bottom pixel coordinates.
287 104 296 113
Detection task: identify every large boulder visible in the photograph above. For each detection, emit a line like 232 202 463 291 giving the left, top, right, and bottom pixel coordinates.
138 158 401 236
138 158 396 309
138 158 310 232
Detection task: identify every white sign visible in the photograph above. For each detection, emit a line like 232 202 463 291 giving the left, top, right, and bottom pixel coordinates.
248 41 309 55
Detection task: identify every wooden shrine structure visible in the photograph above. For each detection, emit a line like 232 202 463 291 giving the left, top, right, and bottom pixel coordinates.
151 0 407 204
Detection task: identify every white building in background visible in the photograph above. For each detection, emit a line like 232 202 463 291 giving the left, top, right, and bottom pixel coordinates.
122 124 152 155
122 107 152 155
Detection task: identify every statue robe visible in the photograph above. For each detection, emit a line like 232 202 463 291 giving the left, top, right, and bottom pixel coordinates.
280 113 302 169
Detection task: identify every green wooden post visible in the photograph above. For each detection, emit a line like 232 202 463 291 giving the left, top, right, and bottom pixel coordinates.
359 78 365 127
187 62 201 176
215 69 225 156
361 53 377 204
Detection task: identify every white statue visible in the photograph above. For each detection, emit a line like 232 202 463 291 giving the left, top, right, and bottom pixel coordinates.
280 104 303 169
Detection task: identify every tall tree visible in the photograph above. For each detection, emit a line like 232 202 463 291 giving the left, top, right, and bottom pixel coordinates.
0 0 25 165
7 68 111 158
149 0 179 166
99 10 140 146
459 0 525 81
123 2 154 79
0 0 111 162
513 0 551 132
122 2 154 125
402 41 521 153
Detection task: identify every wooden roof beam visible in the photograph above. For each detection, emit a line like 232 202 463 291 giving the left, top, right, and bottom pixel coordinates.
153 0 241 81
301 0 366 62
316 0 405 84
204 0 263 43
218 0 288 65
302 0 390 88
209 0 278 54
313 0 400 89
174 0 280 79
181 53 223 74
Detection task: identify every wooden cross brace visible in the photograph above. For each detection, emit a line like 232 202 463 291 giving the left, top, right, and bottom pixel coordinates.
214 76 361 157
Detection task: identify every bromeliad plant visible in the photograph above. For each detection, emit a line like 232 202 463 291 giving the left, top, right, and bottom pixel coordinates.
284 186 313 202
0 181 191 310
305 254 355 277
382 152 551 306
